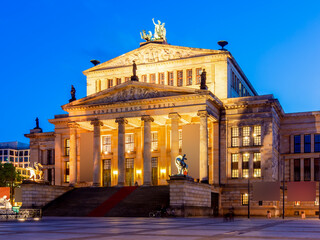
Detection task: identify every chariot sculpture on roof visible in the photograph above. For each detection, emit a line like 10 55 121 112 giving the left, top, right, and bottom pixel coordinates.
140 18 167 42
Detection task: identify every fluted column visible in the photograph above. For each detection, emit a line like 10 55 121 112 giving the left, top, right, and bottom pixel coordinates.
198 110 208 182
141 115 154 185
91 119 103 187
116 117 127 186
68 122 79 186
169 112 180 175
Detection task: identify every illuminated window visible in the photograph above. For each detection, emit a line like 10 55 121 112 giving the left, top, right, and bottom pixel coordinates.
241 193 248 205
125 77 130 82
231 127 239 147
186 69 192 85
253 152 261 178
315 197 319 206
159 72 165 85
116 78 121 85
179 129 182 150
151 132 158 151
242 126 250 146
65 139 70 156
242 153 249 178
253 126 261 146
64 161 69 183
168 72 174 86
294 201 300 206
231 154 239 178
150 73 156 84
177 70 183 87
196 68 201 84
102 135 112 154
107 79 113 88
125 133 134 152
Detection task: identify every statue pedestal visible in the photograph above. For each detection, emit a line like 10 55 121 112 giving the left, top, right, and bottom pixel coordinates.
22 179 50 185
169 175 194 182
140 39 167 47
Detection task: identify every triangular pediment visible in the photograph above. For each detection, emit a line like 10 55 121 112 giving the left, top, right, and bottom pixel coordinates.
63 81 200 110
84 43 221 73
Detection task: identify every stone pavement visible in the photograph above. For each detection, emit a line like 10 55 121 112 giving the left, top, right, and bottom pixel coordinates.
1 217 320 240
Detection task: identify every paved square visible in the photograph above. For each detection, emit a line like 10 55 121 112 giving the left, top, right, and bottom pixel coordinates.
1 217 320 240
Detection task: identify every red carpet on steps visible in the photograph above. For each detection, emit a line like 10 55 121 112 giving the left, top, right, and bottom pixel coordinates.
87 186 138 217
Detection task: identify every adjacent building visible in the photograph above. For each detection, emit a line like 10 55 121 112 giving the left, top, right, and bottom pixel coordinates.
0 141 30 168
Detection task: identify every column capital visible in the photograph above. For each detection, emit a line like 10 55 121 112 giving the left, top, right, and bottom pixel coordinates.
90 119 103 127
115 117 128 125
67 121 80 129
197 110 208 118
168 112 181 120
141 115 154 123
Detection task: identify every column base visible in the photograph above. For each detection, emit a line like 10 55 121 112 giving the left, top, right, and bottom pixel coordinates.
117 182 125 187
92 183 100 187
142 182 151 186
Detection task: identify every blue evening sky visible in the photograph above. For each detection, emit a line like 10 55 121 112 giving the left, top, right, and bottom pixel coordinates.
1 0 320 143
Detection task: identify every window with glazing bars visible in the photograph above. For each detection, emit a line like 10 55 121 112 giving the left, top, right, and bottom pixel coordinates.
65 139 70 156
196 68 201 84
242 153 249 178
304 135 311 153
177 70 183 87
116 78 121 85
150 73 156 84
231 127 239 147
294 135 301 153
186 69 192 85
231 153 239 178
107 79 113 88
125 133 134 152
294 159 300 181
241 193 248 205
315 134 320 152
102 136 112 153
168 72 174 86
151 132 158 151
304 158 311 181
125 77 130 82
253 126 261 146
242 126 250 146
142 75 147 82
159 72 165 85
253 152 261 177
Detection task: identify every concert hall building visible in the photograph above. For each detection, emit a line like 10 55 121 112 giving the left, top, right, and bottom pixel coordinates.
25 35 320 216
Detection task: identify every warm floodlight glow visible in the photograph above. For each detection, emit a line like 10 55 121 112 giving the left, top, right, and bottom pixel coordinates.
18 218 25 222
253 133 257 137
160 169 166 174
113 170 118 175
34 217 40 221
244 174 249 178
136 169 142 174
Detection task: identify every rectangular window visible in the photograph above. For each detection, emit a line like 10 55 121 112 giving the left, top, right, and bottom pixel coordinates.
241 193 248 205
116 78 121 85
47 149 54 165
304 158 311 181
177 70 183 87
142 75 147 82
125 77 130 82
179 129 182 150
150 74 156 84
159 72 165 85
294 135 301 153
4 150 8 155
315 197 319 206
102 135 112 154
125 133 134 152
231 127 239 147
231 153 239 178
242 153 249 178
107 79 113 88
253 153 261 178
294 159 300 181
315 158 320 181
196 68 201 84
24 150 29 156
315 134 320 152
304 135 311 153
19 151 23 156
65 139 70 156
186 69 192 85
242 126 250 146
151 132 158 151
64 161 69 183
168 72 174 86
253 126 261 146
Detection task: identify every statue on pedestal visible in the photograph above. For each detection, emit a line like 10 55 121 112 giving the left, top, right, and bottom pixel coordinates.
34 117 40 129
69 85 76 102
140 30 152 41
152 18 166 42
200 69 208 90
175 154 188 175
26 162 44 181
131 61 139 81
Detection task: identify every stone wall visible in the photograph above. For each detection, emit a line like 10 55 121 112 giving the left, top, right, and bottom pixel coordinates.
168 177 212 216
21 183 71 208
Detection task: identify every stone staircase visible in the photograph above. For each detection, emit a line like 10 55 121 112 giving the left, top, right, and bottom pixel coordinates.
42 186 169 217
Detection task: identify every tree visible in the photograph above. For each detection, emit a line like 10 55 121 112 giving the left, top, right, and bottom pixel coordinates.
0 163 22 205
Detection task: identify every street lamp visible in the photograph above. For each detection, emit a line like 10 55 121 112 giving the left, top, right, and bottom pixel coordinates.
245 173 250 219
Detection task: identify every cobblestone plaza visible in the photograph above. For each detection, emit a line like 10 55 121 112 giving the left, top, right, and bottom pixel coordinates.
1 217 320 240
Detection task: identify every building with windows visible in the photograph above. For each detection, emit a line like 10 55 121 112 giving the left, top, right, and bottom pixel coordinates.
0 141 30 168
25 36 320 216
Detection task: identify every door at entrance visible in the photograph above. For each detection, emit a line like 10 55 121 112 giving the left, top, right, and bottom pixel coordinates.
125 158 134 186
103 159 111 187
152 157 158 186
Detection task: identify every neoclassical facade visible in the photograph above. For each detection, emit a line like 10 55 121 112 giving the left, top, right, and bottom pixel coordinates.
25 40 320 216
